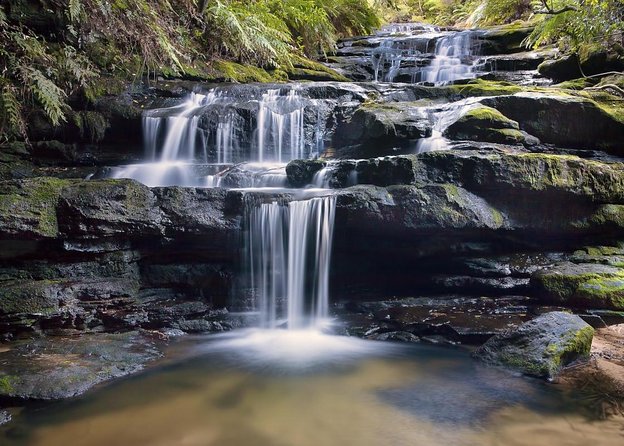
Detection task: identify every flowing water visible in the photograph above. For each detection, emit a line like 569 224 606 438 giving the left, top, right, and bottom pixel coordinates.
1 333 622 446
370 24 482 84
47 26 624 446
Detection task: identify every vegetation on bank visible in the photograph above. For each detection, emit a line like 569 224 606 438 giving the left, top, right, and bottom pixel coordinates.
0 0 379 142
381 0 624 51
0 0 622 144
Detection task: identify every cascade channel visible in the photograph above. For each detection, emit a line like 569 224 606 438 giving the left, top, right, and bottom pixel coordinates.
107 85 338 330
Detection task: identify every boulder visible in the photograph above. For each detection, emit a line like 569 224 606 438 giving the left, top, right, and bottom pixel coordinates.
332 103 431 156
474 311 594 378
480 24 535 55
443 105 526 145
0 177 71 239
532 262 624 310
58 179 164 238
481 93 624 153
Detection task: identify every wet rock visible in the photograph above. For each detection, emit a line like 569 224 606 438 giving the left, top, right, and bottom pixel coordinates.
0 331 162 400
432 275 530 295
474 311 594 379
335 184 506 236
285 159 326 188
0 409 11 426
480 24 534 55
332 103 431 156
368 331 420 343
481 93 624 153
58 179 163 238
443 105 526 145
532 262 624 310
0 177 71 239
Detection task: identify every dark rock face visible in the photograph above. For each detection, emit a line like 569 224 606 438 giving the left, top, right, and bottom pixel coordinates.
481 93 624 153
0 332 162 400
332 104 431 157
474 311 594 379
0 178 242 337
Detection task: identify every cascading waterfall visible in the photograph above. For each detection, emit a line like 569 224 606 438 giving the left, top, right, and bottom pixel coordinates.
418 31 478 84
247 195 336 330
369 24 481 85
106 84 339 331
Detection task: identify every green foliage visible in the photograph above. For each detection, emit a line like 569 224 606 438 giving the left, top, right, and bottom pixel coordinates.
525 0 624 51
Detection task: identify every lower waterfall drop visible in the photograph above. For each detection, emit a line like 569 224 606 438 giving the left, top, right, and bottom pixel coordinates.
247 195 336 330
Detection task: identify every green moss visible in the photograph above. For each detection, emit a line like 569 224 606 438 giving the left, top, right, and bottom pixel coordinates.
211 60 277 83
283 56 349 82
538 269 624 310
0 177 71 238
445 79 525 97
555 78 597 90
0 279 64 314
72 111 110 143
0 375 17 394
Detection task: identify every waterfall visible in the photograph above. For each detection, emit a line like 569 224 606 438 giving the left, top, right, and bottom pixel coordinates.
369 25 481 85
247 196 336 330
256 89 306 162
419 31 477 84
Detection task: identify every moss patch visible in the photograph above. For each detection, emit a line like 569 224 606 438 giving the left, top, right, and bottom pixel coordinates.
0 177 72 238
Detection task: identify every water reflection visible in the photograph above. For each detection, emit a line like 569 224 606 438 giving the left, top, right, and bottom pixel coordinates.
2 331 623 446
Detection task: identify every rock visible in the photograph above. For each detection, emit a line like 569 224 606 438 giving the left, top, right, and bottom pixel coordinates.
368 331 420 343
443 105 526 145
58 179 163 238
334 184 506 236
285 159 326 188
0 177 71 239
537 55 582 82
480 24 535 55
0 332 161 400
532 262 624 310
332 103 431 157
474 311 594 378
481 93 624 153
0 409 11 426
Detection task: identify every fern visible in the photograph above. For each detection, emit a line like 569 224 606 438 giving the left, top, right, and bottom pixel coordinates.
68 0 82 22
0 82 26 137
22 67 67 126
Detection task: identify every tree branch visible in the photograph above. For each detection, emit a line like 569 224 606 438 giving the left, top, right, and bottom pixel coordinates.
534 5 578 15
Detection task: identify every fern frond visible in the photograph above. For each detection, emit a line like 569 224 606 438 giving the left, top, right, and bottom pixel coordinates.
0 82 26 137
68 0 82 22
21 67 67 126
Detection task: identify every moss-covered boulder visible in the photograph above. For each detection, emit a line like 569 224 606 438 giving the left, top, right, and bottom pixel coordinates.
58 179 163 238
532 262 624 310
443 105 527 144
474 311 594 379
0 177 71 239
332 103 431 156
480 23 535 55
481 92 624 153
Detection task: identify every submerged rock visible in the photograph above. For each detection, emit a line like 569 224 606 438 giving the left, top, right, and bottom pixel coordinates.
474 311 594 379
0 331 162 400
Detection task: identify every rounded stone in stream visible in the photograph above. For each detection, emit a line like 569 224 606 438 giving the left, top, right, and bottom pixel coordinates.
474 311 594 379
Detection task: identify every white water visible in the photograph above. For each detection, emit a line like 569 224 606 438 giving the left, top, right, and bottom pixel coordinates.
370 25 481 85
247 195 336 330
108 87 322 187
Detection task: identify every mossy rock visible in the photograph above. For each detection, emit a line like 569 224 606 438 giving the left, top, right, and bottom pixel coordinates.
0 177 72 239
443 105 525 144
0 279 65 315
474 311 594 379
210 61 279 83
480 22 535 55
283 56 349 82
532 262 624 310
444 79 525 97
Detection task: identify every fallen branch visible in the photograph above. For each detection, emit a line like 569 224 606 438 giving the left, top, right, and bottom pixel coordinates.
535 5 578 14
585 84 624 96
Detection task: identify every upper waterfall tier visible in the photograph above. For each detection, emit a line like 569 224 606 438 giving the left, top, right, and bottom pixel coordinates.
326 23 485 85
141 86 330 166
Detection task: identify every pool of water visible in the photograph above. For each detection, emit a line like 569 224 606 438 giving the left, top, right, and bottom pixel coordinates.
2 330 623 446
